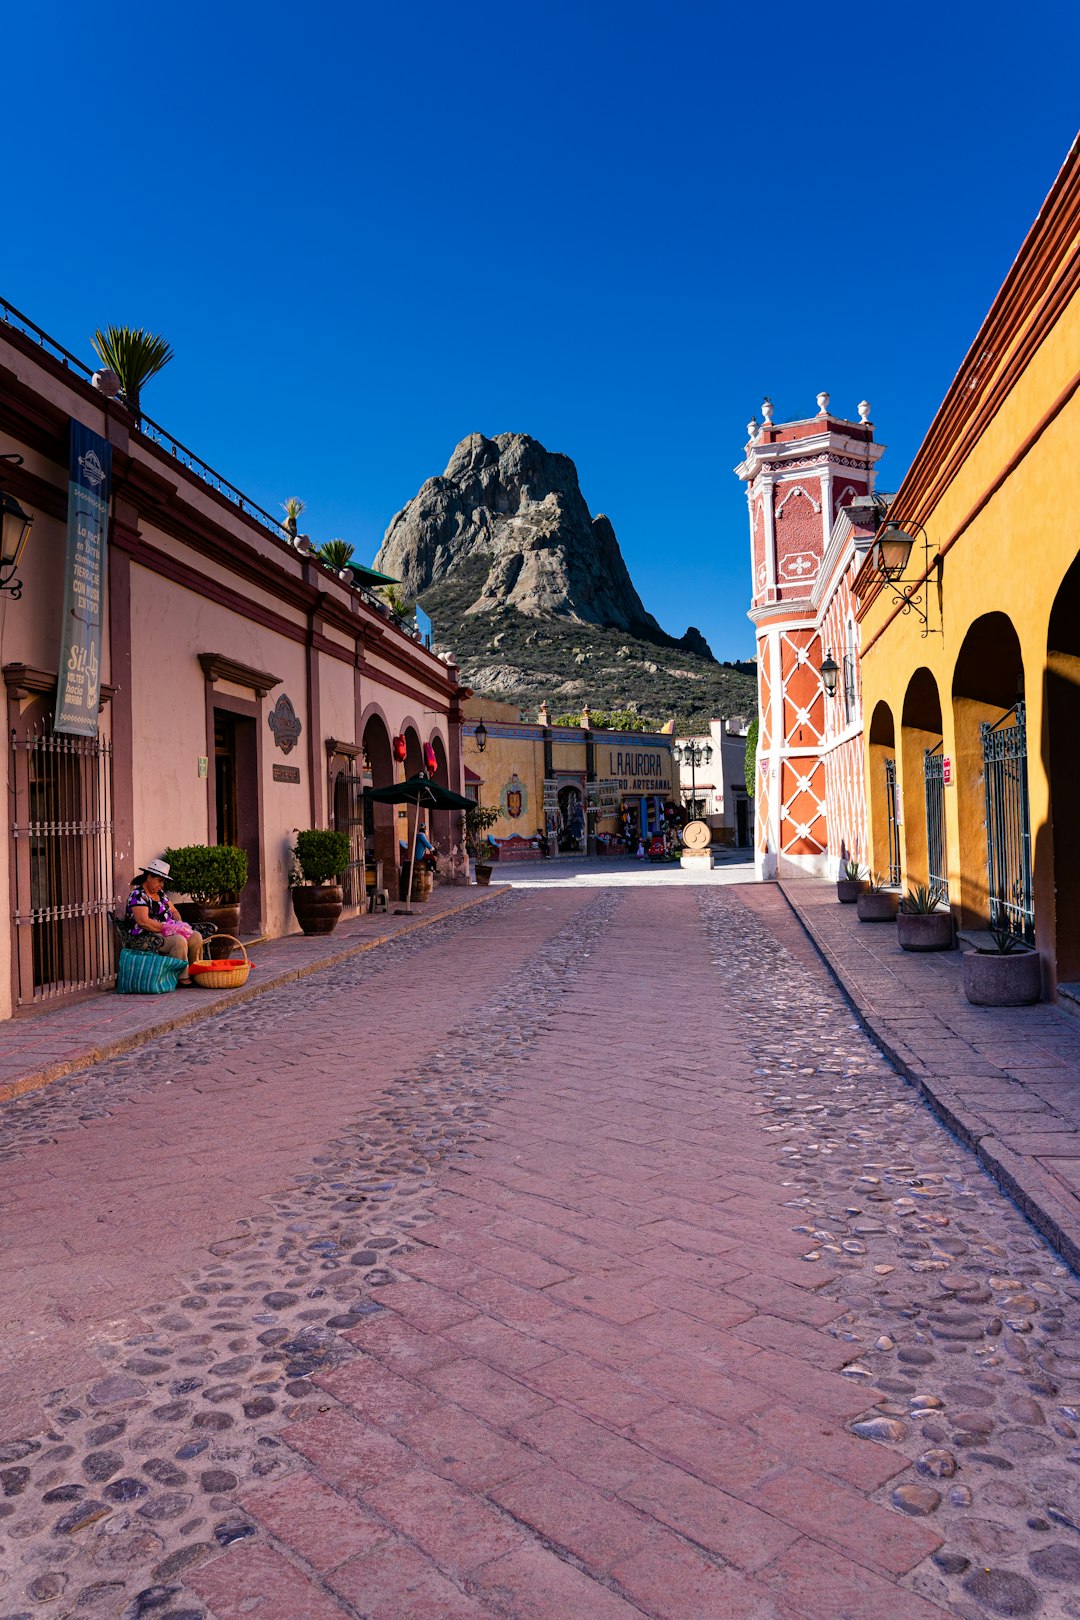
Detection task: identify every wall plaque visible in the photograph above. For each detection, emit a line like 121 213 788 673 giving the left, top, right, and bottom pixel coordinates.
272 764 301 784
268 693 303 754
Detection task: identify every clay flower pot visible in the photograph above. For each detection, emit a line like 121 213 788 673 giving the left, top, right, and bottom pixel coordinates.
836 879 865 904
963 948 1041 1006
897 911 954 951
178 900 241 937
291 884 343 936
857 891 899 923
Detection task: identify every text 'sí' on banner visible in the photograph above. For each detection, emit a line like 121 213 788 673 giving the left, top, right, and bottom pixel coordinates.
55 421 112 737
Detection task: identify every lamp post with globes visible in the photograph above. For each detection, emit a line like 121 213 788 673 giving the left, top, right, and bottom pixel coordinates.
672 737 712 820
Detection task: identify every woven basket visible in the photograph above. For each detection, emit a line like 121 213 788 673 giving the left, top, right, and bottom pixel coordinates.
188 934 251 990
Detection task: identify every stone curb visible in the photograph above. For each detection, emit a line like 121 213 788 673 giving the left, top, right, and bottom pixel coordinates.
0 888 504 1105
777 880 1080 1276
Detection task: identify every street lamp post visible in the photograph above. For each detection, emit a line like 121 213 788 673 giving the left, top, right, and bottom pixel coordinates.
673 738 713 819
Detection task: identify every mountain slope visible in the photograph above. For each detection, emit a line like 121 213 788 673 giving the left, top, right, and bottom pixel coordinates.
375 433 756 729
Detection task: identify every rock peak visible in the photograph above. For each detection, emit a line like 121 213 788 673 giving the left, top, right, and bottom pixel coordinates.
375 432 663 637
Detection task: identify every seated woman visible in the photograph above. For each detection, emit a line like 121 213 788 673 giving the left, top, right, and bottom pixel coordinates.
126 858 204 984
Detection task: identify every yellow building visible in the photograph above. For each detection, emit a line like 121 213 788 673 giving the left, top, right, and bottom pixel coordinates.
462 699 678 855
856 136 1080 994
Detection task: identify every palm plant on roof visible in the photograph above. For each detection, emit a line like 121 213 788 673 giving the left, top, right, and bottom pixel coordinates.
91 326 174 421
281 497 305 538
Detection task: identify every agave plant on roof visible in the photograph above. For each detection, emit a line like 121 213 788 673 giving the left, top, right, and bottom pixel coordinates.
319 539 355 571
91 326 174 421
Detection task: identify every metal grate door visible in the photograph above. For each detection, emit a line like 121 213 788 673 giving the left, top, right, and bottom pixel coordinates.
981 703 1034 942
884 758 902 887
333 771 367 908
12 719 115 1005
924 743 948 905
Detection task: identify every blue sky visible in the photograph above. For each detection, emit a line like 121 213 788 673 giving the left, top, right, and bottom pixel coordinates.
8 3 1078 659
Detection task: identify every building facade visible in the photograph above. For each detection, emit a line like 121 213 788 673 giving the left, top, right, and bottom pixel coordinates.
462 700 678 854
855 136 1080 996
673 718 754 847
0 304 467 1018
736 394 886 880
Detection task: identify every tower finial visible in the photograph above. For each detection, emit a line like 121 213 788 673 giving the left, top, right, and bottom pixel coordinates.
761 397 774 424
858 399 871 423
816 391 830 417
746 415 759 442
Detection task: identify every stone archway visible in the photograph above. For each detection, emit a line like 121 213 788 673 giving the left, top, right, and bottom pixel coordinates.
952 612 1027 932
362 713 396 872
1046 557 1080 979
901 668 945 898
867 700 899 885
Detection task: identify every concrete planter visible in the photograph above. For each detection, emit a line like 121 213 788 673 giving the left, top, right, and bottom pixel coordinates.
963 948 1041 1006
836 880 865 904
857 891 899 923
291 884 343 936
897 911 954 951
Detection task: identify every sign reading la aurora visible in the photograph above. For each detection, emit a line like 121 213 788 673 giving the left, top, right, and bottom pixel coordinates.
606 749 670 793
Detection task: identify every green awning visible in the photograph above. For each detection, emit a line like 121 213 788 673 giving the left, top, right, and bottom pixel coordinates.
353 563 399 587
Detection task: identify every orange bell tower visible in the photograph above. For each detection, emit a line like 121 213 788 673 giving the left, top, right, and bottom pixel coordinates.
736 394 884 879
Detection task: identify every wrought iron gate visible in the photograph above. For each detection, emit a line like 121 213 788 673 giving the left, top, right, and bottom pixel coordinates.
11 720 115 1005
981 703 1034 942
884 758 902 887
333 770 367 908
924 743 948 904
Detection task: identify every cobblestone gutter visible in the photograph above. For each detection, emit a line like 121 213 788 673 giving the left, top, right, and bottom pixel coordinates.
705 888 1080 1619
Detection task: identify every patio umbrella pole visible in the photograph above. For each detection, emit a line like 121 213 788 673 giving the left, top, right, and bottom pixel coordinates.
404 799 421 916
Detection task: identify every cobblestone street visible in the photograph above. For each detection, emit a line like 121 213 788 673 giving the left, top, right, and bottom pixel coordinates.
4 879 1080 1619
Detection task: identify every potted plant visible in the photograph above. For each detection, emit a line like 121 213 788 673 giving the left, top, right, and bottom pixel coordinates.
857 873 899 923
164 844 248 936
837 859 867 904
91 325 173 423
464 805 501 886
963 928 1041 1005
291 829 352 934
897 883 954 951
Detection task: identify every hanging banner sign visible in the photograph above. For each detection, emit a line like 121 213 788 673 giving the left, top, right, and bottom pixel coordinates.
55 421 111 736
942 756 953 786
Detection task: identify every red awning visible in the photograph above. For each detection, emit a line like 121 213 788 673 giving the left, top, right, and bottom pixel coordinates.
464 766 483 784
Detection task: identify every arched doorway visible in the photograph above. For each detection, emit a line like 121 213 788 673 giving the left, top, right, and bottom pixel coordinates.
1047 557 1080 977
362 714 396 874
867 701 900 886
901 668 946 901
952 612 1030 936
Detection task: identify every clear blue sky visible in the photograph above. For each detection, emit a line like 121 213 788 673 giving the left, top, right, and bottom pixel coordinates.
8 3 1078 659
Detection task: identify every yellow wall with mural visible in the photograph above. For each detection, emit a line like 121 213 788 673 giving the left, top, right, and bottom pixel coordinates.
856 139 1080 990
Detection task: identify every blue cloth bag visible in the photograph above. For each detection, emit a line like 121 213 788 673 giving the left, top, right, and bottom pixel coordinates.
116 947 187 994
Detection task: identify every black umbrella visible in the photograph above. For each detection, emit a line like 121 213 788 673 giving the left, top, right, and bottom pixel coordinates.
365 772 475 912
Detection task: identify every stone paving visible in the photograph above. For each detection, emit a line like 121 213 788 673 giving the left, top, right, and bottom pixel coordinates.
781 878 1080 1277
0 886 500 1103
3 879 1080 1616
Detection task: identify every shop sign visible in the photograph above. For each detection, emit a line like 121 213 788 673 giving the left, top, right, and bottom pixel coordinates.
55 421 112 737
273 764 301 784
942 755 953 786
604 747 671 794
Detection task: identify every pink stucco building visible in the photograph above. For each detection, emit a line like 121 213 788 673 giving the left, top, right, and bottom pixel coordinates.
0 303 467 1018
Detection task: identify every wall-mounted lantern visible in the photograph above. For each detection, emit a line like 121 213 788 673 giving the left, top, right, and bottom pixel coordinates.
0 454 34 599
820 650 840 698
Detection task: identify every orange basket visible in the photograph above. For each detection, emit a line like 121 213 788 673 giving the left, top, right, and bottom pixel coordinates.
188 934 251 989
